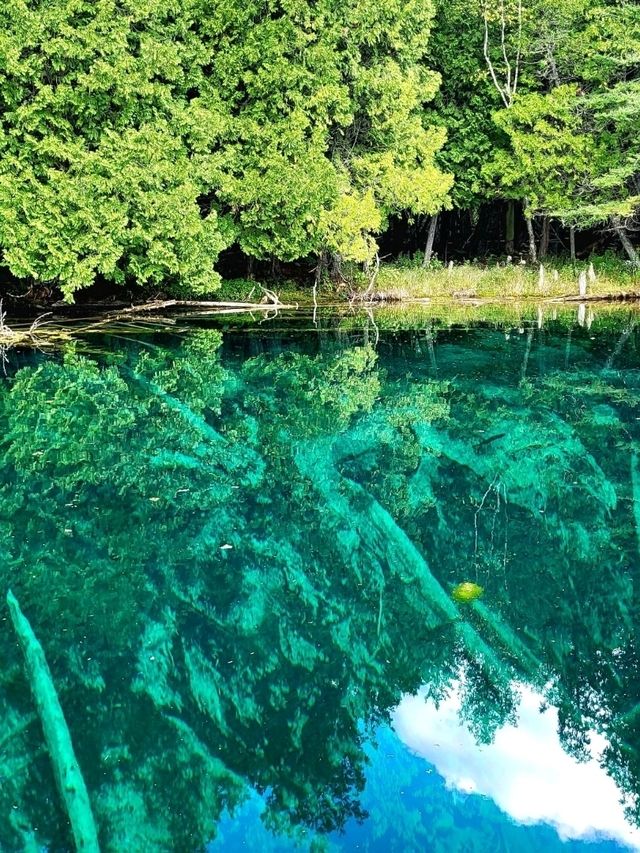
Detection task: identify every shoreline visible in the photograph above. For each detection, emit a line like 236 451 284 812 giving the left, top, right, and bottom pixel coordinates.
3 262 640 341
1 290 640 350
3 289 640 325
3 256 640 322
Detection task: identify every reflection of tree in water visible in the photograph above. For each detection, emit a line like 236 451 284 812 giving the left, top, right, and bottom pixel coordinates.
342 338 640 822
0 325 640 848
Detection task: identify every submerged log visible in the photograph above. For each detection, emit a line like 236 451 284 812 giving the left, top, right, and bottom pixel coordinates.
471 601 542 678
123 370 225 446
6 590 100 853
295 438 515 679
630 453 640 559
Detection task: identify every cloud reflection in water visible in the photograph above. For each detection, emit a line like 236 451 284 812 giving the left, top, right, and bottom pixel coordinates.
394 683 640 850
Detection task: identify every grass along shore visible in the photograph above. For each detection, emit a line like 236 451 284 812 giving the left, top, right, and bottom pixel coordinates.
1 273 640 354
217 255 640 306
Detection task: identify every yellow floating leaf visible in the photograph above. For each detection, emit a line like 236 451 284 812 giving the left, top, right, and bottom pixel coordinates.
451 581 484 603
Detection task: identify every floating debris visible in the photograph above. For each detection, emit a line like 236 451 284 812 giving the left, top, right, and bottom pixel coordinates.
451 582 484 603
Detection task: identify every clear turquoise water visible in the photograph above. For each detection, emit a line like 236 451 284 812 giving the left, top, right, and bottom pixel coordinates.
1 309 640 851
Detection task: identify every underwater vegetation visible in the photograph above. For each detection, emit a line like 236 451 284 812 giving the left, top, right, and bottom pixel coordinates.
0 317 640 849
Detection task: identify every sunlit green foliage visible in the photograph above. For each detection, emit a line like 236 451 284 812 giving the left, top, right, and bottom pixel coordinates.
0 0 236 298
423 0 639 258
481 0 640 235
483 85 597 218
0 0 452 298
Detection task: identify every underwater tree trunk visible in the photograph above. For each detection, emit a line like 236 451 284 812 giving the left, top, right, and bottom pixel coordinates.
422 213 439 267
631 454 640 558
7 590 100 853
296 437 525 682
124 371 226 447
471 601 541 676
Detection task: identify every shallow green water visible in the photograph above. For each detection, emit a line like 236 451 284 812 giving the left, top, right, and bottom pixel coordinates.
2 309 640 851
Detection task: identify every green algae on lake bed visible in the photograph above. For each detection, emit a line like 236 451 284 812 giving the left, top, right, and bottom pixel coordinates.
1 311 640 851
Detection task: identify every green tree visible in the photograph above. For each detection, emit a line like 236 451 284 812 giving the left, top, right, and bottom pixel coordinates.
0 0 236 298
0 0 453 298
481 0 640 263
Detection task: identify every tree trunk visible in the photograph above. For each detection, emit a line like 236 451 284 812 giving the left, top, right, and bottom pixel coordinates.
613 217 640 267
538 216 550 260
524 203 537 264
546 45 561 87
314 250 327 286
569 225 576 263
330 252 344 280
422 213 439 268
506 201 515 254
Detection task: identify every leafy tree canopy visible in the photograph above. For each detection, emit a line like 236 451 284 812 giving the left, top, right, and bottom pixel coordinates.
0 0 452 298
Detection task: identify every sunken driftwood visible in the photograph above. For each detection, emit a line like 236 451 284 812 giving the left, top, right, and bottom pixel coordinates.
7 590 100 853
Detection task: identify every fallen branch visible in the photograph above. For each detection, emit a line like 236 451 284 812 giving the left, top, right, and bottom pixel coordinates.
111 298 296 316
7 590 100 852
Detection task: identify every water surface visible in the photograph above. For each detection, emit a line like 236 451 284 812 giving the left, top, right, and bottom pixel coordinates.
1 307 640 851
